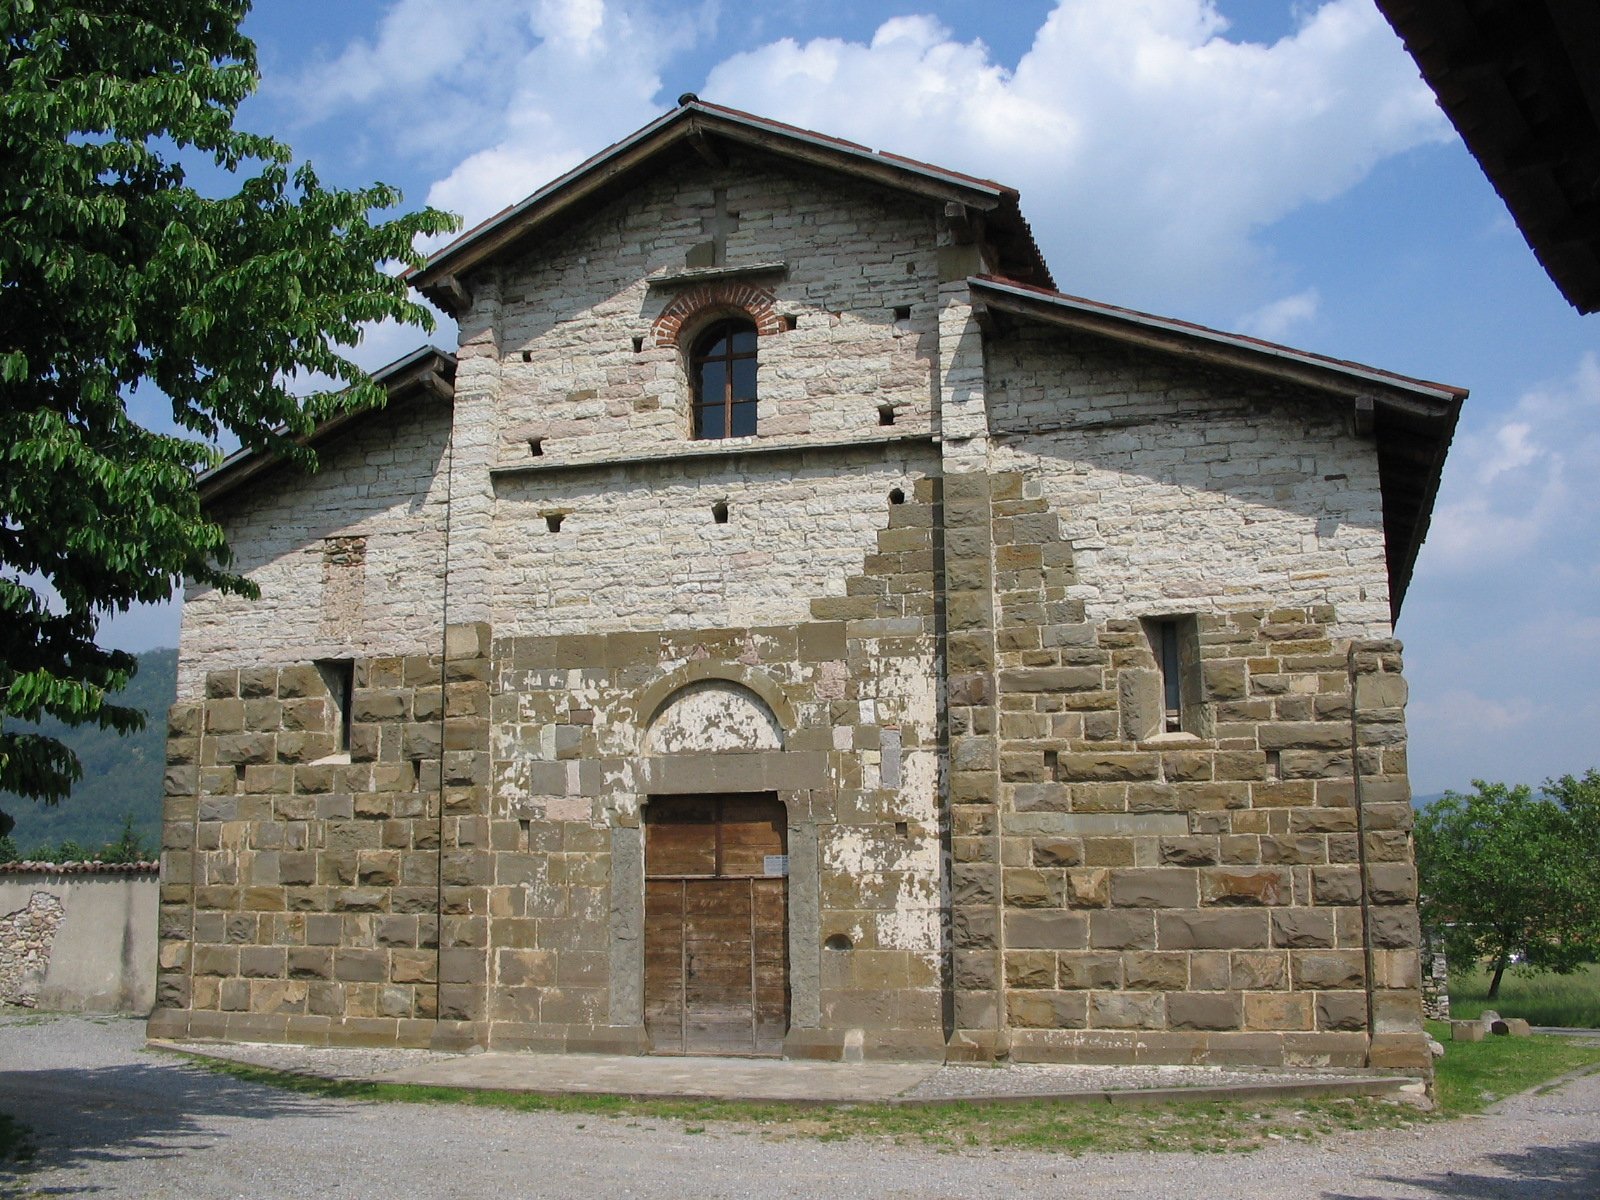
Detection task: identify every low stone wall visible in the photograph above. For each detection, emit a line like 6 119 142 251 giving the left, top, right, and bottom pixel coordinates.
0 864 159 1013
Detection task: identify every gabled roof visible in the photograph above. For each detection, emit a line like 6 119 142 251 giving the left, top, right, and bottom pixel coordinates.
197 346 456 506
969 277 1465 619
408 96 1053 313
1376 0 1600 314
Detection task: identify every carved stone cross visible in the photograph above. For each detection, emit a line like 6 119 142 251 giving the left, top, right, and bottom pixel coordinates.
694 188 740 267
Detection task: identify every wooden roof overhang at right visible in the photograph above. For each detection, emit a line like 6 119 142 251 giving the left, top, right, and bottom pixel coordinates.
969 278 1466 622
1377 0 1600 314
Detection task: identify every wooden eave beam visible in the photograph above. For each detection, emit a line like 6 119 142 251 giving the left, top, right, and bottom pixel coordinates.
976 291 1457 419
412 115 1005 303
707 121 1002 209
688 129 727 167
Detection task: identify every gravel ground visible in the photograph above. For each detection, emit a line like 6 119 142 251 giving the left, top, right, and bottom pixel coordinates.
4 1013 1599 1199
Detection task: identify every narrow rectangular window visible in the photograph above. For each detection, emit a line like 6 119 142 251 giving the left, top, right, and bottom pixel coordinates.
317 659 355 752
1157 620 1183 733
1142 615 1201 737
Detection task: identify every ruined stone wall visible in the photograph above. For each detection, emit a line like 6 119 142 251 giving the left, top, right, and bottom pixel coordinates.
175 395 453 700
0 890 64 1006
0 869 158 1012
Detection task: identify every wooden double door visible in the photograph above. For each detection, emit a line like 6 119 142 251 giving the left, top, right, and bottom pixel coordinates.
644 794 789 1056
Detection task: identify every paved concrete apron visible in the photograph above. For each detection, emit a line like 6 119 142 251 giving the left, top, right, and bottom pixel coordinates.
153 1036 1409 1104
4 1015 1599 1200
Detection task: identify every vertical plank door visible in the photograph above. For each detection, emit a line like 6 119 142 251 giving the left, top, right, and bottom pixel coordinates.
644 794 788 1055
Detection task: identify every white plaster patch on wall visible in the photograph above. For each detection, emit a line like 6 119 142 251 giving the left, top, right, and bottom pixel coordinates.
896 751 941 825
867 653 938 735
875 905 942 954
988 328 1392 637
821 826 939 877
643 681 783 754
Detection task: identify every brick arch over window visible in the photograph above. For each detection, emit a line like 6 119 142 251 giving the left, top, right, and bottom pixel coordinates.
651 281 783 348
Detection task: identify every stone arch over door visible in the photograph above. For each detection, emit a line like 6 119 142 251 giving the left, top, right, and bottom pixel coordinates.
608 671 827 1052
642 679 783 756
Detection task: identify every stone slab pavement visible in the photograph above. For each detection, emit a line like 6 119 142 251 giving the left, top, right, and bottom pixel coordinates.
154 1034 1422 1106
5 1014 1600 1199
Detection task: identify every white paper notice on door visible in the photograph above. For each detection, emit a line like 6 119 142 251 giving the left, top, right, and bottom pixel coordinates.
763 855 789 877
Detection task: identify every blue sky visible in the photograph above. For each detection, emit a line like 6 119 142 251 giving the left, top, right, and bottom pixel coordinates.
106 0 1598 796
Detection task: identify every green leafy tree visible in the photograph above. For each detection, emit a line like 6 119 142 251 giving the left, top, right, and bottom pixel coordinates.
97 812 149 863
1416 775 1600 999
0 0 456 825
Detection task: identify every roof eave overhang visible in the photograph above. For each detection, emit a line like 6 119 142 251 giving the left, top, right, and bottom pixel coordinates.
196 346 456 507
1376 0 1600 314
968 277 1465 620
409 102 1048 314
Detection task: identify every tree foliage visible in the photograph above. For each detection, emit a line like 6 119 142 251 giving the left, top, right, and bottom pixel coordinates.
1415 773 1600 999
0 1 456 817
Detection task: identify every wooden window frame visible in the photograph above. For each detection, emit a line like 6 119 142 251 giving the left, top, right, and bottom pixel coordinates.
690 317 758 440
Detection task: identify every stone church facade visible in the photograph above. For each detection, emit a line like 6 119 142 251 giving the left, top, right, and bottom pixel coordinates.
149 100 1463 1070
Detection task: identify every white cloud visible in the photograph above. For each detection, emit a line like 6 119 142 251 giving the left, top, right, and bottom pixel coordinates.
1404 354 1600 791
271 0 533 165
1236 288 1319 340
279 1 1447 317
1408 688 1535 738
277 0 707 224
701 0 1450 311
1425 353 1600 573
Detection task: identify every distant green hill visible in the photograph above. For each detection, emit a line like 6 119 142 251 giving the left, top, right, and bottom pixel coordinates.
1 648 176 856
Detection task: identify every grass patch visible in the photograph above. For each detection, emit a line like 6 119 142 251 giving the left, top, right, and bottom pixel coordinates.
1448 961 1600 1028
1427 1020 1600 1115
178 1054 1419 1155
0 1113 37 1165
174 1032 1600 1154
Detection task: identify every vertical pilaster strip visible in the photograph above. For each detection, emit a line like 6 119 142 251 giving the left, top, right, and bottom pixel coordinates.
445 269 503 628
149 698 203 1038
433 621 494 1050
936 261 1005 1058
1348 638 1429 1070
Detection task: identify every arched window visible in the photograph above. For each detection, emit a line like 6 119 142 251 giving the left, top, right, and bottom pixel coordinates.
691 318 758 439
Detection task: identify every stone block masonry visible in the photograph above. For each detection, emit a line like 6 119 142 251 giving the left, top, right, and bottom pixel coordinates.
154 479 955 1061
0 890 64 1007
152 636 491 1049
176 394 452 701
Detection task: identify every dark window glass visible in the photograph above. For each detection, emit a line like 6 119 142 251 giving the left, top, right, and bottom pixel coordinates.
691 318 758 440
731 357 757 399
1160 621 1182 721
